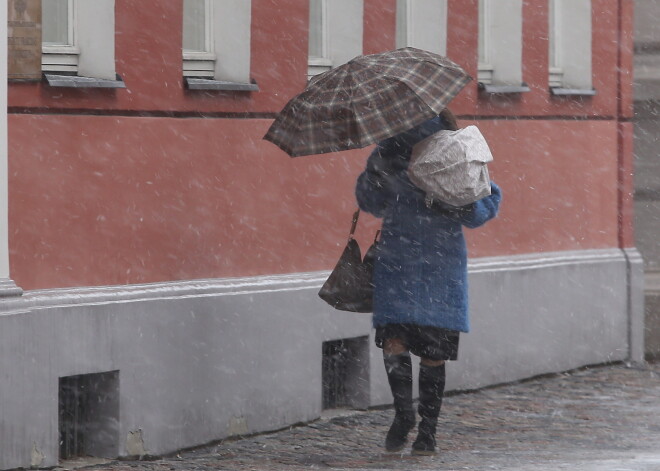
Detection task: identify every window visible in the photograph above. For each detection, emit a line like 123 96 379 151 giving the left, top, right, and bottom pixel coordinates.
396 0 447 56
182 0 255 90
42 0 76 74
308 0 331 76
183 0 214 78
549 0 595 95
477 0 490 82
478 0 528 93
308 0 363 79
41 0 121 87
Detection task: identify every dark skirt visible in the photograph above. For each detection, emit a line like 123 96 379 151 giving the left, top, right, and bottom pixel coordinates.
375 323 460 361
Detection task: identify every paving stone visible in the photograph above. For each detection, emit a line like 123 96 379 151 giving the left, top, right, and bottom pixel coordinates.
87 361 660 471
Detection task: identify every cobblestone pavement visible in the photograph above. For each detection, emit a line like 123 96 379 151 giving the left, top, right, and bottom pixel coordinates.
81 361 660 471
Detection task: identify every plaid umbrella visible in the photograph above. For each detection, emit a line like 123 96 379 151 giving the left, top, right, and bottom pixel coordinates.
263 47 472 157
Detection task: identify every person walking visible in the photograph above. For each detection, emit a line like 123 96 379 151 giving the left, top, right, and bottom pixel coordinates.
355 109 502 455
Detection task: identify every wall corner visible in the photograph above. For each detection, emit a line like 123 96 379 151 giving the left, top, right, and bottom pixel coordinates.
623 247 645 364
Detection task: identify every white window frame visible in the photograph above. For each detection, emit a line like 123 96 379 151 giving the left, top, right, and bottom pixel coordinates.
308 0 332 77
549 0 593 93
308 0 363 79
478 0 524 88
395 0 447 56
41 0 117 80
42 0 78 74
548 0 562 87
182 0 253 85
183 0 215 78
477 0 493 84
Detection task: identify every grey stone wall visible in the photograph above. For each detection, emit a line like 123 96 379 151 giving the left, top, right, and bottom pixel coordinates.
0 249 638 469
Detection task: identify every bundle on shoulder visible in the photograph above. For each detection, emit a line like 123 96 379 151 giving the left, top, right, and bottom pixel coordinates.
408 125 493 207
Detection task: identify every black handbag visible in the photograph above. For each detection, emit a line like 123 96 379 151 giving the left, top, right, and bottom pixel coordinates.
318 209 380 313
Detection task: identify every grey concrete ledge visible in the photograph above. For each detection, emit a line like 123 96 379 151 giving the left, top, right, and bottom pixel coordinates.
0 248 625 314
550 87 597 96
478 82 531 94
184 78 259 91
44 73 126 88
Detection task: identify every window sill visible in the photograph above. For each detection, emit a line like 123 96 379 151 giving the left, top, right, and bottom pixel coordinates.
308 58 333 80
478 82 530 94
550 87 597 96
477 64 494 84
44 73 126 89
184 77 259 91
42 47 80 75
183 55 215 78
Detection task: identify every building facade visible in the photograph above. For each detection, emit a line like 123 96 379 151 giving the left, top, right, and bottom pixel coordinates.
1 0 641 468
633 0 660 359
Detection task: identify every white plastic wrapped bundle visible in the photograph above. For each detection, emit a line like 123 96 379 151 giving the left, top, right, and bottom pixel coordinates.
408 125 493 207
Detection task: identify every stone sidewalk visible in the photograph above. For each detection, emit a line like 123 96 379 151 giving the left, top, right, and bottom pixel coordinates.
74 361 660 471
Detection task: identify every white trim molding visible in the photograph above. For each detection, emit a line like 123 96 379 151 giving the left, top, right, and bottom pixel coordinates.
467 248 624 273
0 248 632 313
10 272 327 312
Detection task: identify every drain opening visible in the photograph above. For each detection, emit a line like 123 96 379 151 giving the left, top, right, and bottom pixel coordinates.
58 370 119 460
322 336 369 410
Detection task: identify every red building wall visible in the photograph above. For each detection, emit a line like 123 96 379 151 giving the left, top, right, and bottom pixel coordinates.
7 0 634 290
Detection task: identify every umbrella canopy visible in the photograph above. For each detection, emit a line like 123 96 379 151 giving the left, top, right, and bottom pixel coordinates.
263 47 472 157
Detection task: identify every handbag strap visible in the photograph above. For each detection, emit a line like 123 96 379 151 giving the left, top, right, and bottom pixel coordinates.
349 209 360 241
350 209 381 243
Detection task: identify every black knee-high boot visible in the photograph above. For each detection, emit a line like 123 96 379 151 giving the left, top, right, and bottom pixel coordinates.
412 363 446 455
383 353 416 452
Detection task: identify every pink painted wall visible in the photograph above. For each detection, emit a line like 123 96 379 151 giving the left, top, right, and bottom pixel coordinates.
7 0 634 290
9 115 364 288
363 0 396 54
464 120 620 257
9 116 620 289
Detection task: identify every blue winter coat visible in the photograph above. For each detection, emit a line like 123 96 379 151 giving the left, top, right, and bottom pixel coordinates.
355 115 502 332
